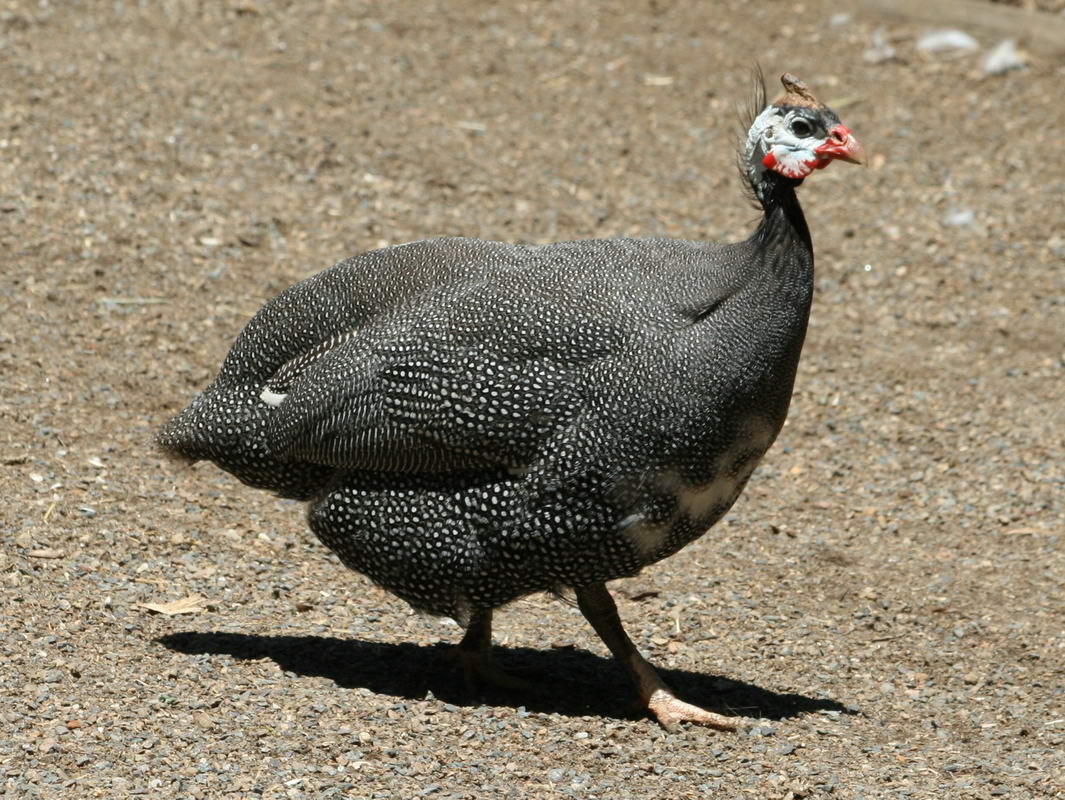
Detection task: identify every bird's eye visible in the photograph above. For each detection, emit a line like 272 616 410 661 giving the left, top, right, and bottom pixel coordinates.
790 119 812 138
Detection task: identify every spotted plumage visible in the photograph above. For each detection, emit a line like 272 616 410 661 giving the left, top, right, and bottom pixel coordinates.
159 73 865 729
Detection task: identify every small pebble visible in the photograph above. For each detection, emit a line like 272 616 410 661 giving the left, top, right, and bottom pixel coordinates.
943 208 975 228
864 28 897 64
983 39 1026 76
917 29 978 53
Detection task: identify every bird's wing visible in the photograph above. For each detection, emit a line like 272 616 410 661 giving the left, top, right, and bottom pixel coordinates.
263 281 626 473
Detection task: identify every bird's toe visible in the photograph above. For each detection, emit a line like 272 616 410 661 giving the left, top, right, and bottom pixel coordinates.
645 688 739 732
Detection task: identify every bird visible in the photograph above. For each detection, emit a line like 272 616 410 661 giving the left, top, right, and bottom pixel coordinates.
158 72 865 730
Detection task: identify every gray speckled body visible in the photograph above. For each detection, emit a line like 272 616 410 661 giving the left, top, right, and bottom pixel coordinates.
160 202 814 621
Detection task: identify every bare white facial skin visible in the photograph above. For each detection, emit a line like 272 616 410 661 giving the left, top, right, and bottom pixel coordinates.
746 105 828 180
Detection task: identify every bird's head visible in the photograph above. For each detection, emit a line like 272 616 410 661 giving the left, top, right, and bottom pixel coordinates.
745 73 866 182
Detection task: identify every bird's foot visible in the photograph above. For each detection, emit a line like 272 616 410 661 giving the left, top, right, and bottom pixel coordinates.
625 645 740 731
575 584 743 732
645 687 739 732
443 645 534 694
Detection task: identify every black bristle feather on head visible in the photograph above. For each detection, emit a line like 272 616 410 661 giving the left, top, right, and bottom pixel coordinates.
736 65 769 211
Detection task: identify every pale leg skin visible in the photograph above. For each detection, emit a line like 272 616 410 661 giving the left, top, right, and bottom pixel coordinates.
575 583 739 731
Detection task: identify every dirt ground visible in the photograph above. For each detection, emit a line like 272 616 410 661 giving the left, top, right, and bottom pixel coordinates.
2 1 1063 798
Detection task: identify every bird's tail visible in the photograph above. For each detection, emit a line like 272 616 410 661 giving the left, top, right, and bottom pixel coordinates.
157 381 331 501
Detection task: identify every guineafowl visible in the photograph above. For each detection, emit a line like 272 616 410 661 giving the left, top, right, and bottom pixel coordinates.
159 73 865 729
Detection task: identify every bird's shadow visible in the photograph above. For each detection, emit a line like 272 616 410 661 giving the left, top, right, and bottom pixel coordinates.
158 630 853 723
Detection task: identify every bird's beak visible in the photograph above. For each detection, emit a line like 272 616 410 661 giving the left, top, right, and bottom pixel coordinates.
815 124 866 165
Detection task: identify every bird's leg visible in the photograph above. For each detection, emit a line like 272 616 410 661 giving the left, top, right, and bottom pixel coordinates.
575 583 738 731
447 608 533 692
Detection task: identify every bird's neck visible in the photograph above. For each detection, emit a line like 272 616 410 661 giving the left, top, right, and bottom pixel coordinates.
749 170 812 256
731 169 815 332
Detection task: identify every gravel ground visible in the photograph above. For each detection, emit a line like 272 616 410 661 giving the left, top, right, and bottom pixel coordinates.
2 1 1062 798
